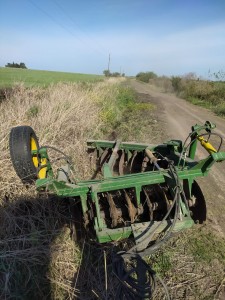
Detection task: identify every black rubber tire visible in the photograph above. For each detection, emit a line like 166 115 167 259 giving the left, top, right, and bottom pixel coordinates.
9 126 39 183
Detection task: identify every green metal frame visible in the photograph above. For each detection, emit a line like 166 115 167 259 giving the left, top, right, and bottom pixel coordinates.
34 122 225 243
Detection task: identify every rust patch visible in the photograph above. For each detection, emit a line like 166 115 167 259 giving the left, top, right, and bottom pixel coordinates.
119 151 125 175
107 193 120 227
124 189 137 223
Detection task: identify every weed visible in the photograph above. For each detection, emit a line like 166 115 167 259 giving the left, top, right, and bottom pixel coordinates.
98 86 136 130
213 103 225 116
186 96 210 108
188 230 225 264
26 105 39 118
171 76 182 93
150 250 172 276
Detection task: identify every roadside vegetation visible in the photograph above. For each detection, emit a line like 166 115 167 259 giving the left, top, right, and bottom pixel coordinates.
171 74 225 116
136 70 225 117
136 71 157 83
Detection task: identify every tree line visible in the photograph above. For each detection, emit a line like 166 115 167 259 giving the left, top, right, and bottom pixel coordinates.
5 62 27 69
103 70 125 77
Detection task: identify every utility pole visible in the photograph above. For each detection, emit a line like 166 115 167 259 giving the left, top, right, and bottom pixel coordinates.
107 53 110 72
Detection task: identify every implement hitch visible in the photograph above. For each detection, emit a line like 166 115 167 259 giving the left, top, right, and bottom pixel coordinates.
9 121 225 253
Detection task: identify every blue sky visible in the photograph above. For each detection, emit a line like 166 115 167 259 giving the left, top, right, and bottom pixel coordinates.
0 0 225 77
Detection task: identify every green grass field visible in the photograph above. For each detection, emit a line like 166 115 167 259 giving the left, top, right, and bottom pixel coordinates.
0 67 103 88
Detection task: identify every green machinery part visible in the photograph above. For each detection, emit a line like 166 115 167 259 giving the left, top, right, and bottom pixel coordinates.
10 121 225 252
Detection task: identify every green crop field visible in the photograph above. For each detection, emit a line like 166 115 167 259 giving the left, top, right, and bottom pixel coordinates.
0 67 103 88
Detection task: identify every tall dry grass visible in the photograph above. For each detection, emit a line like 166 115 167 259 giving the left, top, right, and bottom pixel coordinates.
0 80 125 299
1 81 125 194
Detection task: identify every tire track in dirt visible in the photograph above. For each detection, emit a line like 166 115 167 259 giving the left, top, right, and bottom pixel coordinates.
130 80 225 237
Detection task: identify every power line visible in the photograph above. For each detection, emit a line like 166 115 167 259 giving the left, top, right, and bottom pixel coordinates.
51 0 108 56
108 53 110 72
27 0 107 57
28 0 79 39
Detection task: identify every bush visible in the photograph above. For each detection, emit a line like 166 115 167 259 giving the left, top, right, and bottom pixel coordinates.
171 76 182 92
136 71 157 83
213 103 225 116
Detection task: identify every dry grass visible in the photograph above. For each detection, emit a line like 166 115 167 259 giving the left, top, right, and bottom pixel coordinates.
1 80 124 196
150 226 225 300
0 79 126 299
0 195 80 299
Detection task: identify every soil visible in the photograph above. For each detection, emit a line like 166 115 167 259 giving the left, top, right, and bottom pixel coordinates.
130 79 225 299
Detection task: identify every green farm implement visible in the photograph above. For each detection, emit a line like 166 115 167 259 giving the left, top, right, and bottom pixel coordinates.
9 121 225 254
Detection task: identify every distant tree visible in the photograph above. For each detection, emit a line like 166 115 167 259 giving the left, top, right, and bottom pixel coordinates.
136 71 157 82
19 62 27 69
5 62 27 69
103 69 111 77
103 70 124 77
122 73 125 77
136 72 144 78
111 72 120 77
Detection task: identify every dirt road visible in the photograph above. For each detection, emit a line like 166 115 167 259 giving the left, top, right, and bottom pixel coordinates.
130 80 225 236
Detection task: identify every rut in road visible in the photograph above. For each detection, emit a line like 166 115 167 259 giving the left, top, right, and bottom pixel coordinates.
130 80 225 236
